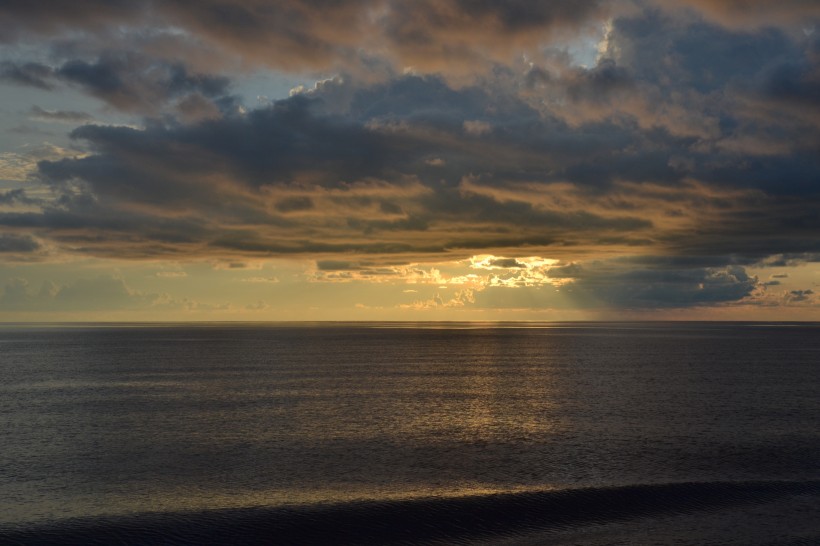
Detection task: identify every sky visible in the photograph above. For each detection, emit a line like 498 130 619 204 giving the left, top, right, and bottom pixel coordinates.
0 1 818 321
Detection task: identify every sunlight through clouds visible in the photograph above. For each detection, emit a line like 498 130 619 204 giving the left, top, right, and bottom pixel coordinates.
0 1 818 319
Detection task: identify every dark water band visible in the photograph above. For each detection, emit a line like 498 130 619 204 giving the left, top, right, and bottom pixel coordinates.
3 480 819 545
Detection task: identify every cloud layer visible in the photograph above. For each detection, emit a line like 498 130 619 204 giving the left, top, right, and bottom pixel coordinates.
1 1 819 312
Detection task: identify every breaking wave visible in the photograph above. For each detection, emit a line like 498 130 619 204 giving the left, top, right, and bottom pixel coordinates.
3 480 819 545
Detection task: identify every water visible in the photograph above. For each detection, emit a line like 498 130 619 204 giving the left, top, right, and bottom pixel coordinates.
1 322 819 544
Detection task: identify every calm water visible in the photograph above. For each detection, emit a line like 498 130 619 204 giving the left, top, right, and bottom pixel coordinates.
1 322 819 544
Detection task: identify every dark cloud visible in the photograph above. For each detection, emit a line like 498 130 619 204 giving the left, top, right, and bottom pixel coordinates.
759 59 820 112
654 0 820 28
2 1 818 80
2 2 820 312
382 0 607 72
39 93 393 194
488 258 526 268
468 260 763 310
274 196 314 213
317 260 362 272
54 54 232 114
452 0 603 30
564 59 634 104
0 189 38 206
1 66 807 266
560 263 759 308
0 233 40 253
2 1 609 75
785 289 815 303
0 61 54 89
0 1 143 42
759 253 820 267
2 54 233 117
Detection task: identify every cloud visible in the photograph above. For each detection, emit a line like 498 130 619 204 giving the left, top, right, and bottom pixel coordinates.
2 2 820 313
0 62 802 271
0 61 54 89
2 1 818 84
0 144 84 182
571 263 760 308
1 1 610 77
0 275 157 311
0 233 40 253
653 0 820 28
240 276 279 283
274 196 314 213
463 120 491 136
155 271 188 278
56 54 232 113
785 289 815 303
307 253 766 309
473 259 763 309
2 55 234 117
20 83 658 261
29 106 94 124
401 288 476 310
0 189 37 206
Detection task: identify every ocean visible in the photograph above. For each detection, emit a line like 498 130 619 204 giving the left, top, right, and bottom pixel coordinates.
1 322 819 544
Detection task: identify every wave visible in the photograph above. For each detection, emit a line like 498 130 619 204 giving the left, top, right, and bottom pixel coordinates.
3 480 820 545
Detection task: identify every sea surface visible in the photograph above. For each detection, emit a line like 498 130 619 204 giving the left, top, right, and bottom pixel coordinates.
1 322 819 544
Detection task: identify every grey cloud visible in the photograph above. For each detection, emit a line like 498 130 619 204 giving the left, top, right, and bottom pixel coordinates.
0 61 54 89
429 187 652 232
8 124 53 136
379 201 403 215
759 253 820 267
565 59 634 104
759 60 820 111
274 196 314 213
55 54 232 113
786 289 815 303
40 94 394 194
2 54 233 116
0 189 39 206
0 1 818 315
347 215 430 233
0 233 40 253
2 1 818 82
451 0 603 30
472 261 761 310
488 258 525 268
593 11 820 194
565 264 759 308
316 260 362 272
384 0 605 64
14 69 815 264
0 1 142 42
653 0 820 28
29 106 93 123
1 1 610 77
